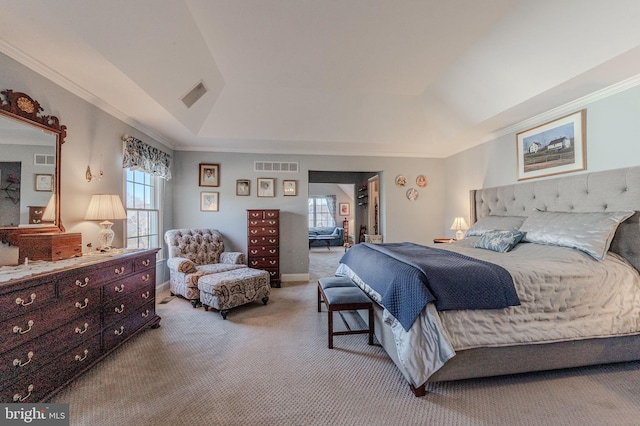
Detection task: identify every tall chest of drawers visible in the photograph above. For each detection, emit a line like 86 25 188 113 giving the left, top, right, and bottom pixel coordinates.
0 248 160 402
247 209 280 287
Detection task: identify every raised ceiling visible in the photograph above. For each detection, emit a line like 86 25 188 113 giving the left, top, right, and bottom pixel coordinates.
2 0 640 157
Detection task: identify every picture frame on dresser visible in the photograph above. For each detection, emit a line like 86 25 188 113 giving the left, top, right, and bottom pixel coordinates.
516 109 586 181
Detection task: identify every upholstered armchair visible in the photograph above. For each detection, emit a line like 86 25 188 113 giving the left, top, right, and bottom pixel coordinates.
164 228 246 307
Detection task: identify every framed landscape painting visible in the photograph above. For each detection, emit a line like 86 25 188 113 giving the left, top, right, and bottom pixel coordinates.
516 110 586 181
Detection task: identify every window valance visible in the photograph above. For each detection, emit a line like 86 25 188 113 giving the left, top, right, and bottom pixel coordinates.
122 135 172 180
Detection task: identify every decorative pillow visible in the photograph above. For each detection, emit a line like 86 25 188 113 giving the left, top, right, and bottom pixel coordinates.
520 210 635 260
465 216 526 237
473 230 525 253
177 259 197 273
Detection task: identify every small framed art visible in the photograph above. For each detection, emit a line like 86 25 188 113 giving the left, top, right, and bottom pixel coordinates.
236 179 250 196
35 174 53 192
257 178 275 197
283 180 297 196
199 163 219 187
200 191 219 211
516 110 586 181
339 202 350 216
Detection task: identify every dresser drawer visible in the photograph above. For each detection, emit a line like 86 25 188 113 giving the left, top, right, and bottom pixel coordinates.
58 268 105 298
0 292 100 353
102 270 155 303
103 284 155 327
102 302 156 352
248 257 279 269
248 246 279 257
248 226 278 237
248 235 279 246
1 334 101 402
134 253 156 272
248 218 279 227
0 310 100 387
0 282 55 321
247 209 279 220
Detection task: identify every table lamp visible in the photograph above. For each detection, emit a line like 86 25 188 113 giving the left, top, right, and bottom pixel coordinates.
84 194 127 250
450 217 469 240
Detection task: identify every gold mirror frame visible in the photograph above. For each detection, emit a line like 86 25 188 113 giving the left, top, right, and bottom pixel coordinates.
0 89 66 245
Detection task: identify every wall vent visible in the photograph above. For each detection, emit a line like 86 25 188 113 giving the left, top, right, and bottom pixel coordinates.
34 154 55 166
181 81 207 108
254 161 299 173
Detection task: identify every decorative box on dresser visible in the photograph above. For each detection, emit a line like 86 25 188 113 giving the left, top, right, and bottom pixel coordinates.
0 248 160 402
247 209 280 287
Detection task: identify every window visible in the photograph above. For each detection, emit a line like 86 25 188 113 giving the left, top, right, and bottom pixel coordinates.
308 196 336 227
125 169 160 251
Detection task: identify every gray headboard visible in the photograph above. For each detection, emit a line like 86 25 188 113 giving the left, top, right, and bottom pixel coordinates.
470 166 640 272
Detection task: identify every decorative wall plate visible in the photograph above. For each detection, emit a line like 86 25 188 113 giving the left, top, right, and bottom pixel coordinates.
395 175 407 187
406 188 418 201
416 175 428 187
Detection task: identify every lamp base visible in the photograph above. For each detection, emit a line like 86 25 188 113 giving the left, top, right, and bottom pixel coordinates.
455 230 465 240
98 220 115 251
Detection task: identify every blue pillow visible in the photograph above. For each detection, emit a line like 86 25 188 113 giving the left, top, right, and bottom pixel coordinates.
473 230 525 253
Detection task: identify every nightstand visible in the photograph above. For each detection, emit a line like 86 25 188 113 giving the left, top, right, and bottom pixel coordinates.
433 238 455 244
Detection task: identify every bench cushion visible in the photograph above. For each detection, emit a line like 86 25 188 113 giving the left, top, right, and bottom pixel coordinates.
323 286 371 306
318 276 356 290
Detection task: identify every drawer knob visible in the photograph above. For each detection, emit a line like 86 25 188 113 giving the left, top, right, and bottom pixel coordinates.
76 277 90 287
13 384 34 402
15 293 36 307
141 291 150 299
114 266 125 275
141 309 150 318
114 304 125 314
114 284 125 293
75 323 89 335
142 273 150 282
13 320 34 335
142 258 150 266
114 326 125 336
13 351 34 368
75 349 89 362
75 298 89 309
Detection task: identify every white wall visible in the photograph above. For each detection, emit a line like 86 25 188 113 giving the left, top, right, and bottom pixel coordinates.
172 151 445 280
444 83 640 235
0 52 174 282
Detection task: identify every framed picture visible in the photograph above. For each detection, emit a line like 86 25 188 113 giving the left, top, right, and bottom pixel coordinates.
257 178 275 197
35 174 53 192
200 191 219 212
339 202 350 216
236 179 250 196
516 110 586 181
199 163 219 187
282 180 297 196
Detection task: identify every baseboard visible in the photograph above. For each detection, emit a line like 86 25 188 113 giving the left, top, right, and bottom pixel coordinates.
281 273 310 283
157 280 170 293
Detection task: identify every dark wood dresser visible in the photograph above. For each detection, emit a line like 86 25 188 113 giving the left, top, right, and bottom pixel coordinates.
247 209 280 287
28 206 53 225
0 248 160 402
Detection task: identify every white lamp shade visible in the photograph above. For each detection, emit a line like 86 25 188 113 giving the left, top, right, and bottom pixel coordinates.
41 194 57 222
85 195 127 250
450 217 469 240
84 195 127 221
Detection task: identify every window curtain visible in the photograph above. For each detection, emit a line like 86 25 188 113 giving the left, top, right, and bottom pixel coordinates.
326 195 336 225
122 135 172 180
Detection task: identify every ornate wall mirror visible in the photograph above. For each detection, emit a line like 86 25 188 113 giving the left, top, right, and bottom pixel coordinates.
0 89 66 246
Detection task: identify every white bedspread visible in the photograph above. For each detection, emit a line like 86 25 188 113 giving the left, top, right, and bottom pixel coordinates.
335 239 640 386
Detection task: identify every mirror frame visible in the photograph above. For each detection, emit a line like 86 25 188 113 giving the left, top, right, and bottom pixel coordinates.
0 89 66 243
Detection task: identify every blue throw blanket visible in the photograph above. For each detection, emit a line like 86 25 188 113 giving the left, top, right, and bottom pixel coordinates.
339 242 520 331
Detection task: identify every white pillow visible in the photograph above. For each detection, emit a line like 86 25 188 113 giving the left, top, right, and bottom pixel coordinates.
465 216 526 237
520 210 635 260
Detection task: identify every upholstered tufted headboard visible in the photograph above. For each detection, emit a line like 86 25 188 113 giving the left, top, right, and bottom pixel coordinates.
470 166 640 271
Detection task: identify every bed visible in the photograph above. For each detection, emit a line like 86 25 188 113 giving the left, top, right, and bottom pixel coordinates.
336 165 640 396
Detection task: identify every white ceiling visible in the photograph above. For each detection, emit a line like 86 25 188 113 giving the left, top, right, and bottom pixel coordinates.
3 0 640 157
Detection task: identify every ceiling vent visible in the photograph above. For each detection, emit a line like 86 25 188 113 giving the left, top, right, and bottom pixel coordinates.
181 81 207 108
254 161 299 173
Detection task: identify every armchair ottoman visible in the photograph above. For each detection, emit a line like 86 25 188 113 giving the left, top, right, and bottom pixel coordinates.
198 268 270 319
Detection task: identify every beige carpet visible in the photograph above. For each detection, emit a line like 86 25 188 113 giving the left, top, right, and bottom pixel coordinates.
52 248 640 425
